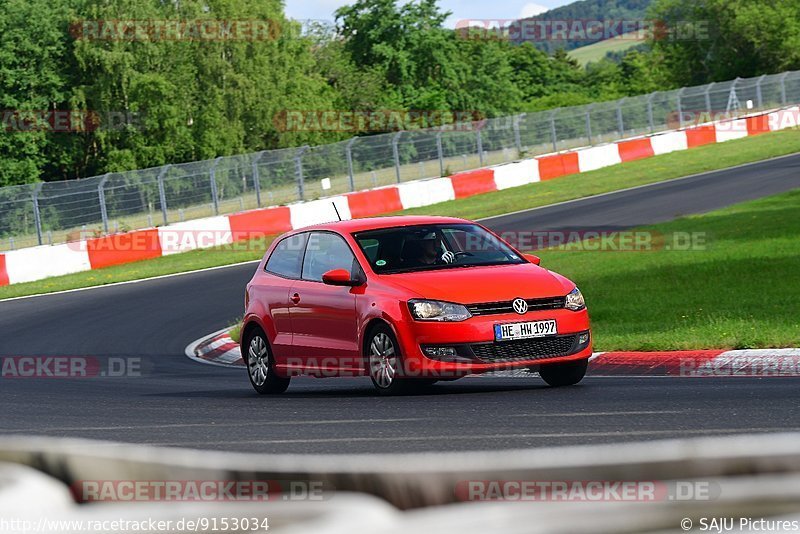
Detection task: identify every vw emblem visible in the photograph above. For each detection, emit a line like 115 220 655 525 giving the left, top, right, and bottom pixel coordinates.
512 298 528 315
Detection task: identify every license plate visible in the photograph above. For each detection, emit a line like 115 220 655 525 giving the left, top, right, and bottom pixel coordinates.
494 320 557 341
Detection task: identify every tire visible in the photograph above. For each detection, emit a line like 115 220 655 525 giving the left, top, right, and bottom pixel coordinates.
244 327 290 395
366 324 411 396
539 359 588 387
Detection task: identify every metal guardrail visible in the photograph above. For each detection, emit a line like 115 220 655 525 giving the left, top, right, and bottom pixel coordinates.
1 70 799 252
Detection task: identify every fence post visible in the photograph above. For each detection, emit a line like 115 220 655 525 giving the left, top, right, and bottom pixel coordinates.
646 93 656 133
209 157 223 216
32 183 44 246
252 152 264 208
253 150 266 208
294 146 309 201
157 165 170 226
585 105 593 144
616 99 625 137
755 74 766 108
392 132 402 184
677 87 687 128
726 78 741 113
549 109 559 152
98 173 111 234
476 128 484 166
513 114 524 155
704 82 715 114
436 131 444 177
345 137 357 191
779 72 789 105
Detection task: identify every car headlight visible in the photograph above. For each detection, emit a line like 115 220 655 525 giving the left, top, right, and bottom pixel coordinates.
408 299 472 322
565 288 586 311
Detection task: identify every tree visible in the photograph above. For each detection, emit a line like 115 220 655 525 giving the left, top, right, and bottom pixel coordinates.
650 0 800 85
0 0 73 186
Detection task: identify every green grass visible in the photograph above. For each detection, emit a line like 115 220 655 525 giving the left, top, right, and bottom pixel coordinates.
229 321 243 344
538 189 800 351
0 127 798 302
568 33 640 66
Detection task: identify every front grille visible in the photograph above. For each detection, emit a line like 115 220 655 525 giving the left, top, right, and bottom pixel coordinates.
470 334 578 363
466 296 566 316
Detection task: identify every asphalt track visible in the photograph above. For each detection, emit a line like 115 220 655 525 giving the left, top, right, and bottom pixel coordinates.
1 153 800 454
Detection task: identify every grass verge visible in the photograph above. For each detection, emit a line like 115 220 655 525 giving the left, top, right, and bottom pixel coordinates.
540 189 800 351
0 127 798 301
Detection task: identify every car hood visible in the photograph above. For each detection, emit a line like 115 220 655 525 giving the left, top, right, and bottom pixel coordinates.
384 264 573 304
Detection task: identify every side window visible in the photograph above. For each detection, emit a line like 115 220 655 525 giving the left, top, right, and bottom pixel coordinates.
302 232 357 282
265 233 308 279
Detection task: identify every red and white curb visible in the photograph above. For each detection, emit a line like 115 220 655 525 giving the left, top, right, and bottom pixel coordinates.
590 349 800 377
185 330 800 377
3 106 799 288
185 329 243 369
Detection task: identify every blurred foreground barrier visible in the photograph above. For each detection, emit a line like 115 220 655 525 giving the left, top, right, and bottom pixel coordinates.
2 434 800 532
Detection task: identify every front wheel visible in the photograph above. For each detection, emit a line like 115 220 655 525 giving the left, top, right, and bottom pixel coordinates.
539 359 588 387
367 325 412 396
245 327 290 395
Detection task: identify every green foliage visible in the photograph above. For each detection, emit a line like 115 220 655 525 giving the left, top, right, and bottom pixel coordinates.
0 0 794 188
649 0 800 84
0 0 73 186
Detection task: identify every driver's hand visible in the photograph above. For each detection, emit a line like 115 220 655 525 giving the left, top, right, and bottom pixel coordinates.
441 251 456 264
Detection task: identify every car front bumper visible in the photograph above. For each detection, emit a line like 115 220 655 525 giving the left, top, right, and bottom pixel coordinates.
394 308 592 379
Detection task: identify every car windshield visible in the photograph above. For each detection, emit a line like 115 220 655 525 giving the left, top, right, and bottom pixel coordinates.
354 223 526 274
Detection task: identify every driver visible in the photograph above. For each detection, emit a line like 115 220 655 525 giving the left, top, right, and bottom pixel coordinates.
414 233 455 265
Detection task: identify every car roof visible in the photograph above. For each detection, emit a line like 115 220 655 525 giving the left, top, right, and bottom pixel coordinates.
293 215 473 235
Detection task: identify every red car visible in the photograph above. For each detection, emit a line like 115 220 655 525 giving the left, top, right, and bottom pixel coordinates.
242 216 591 395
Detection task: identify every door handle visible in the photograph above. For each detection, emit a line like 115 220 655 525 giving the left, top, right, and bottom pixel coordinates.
290 293 301 305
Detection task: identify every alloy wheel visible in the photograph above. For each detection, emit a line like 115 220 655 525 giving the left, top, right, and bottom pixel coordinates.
369 332 397 388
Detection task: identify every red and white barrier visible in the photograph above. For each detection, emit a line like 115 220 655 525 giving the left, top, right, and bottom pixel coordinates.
5 243 91 285
492 159 539 190
2 107 797 287
577 144 621 172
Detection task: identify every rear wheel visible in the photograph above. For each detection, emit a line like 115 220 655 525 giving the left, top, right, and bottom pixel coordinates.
245 327 290 395
539 359 588 387
367 325 412 396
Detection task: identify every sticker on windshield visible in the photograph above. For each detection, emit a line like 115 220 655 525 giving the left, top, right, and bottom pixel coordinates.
376 260 387 267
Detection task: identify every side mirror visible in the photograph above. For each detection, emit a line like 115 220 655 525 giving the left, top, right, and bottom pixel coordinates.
322 269 361 287
524 253 541 266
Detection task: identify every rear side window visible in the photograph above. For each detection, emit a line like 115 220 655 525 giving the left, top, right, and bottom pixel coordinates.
265 233 308 279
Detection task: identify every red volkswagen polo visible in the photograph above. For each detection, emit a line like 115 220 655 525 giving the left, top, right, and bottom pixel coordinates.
242 216 591 395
